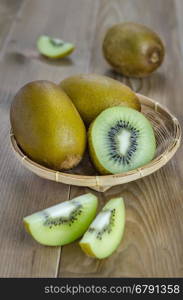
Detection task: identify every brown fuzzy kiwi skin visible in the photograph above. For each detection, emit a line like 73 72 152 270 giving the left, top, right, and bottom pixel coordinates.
60 74 141 125
88 122 110 175
103 22 165 78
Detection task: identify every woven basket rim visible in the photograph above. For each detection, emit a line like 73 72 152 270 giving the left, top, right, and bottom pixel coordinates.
10 93 181 188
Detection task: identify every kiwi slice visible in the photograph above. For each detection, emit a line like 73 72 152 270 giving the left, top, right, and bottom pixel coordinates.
79 197 125 259
24 193 98 246
89 106 156 174
37 35 75 58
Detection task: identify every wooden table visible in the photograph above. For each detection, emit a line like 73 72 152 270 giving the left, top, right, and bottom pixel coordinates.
0 0 183 278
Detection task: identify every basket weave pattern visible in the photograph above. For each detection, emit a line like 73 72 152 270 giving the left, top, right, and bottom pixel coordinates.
10 94 181 192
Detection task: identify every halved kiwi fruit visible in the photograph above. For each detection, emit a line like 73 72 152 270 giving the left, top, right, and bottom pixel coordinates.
79 197 125 259
24 193 98 246
37 35 75 58
88 106 156 174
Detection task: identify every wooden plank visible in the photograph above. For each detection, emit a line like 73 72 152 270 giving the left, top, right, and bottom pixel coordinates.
0 0 24 53
175 0 183 183
0 0 99 277
59 0 183 277
175 0 183 59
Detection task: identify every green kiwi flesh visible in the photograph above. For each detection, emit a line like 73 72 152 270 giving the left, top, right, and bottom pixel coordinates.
79 197 125 259
89 106 156 174
37 35 75 58
24 193 98 246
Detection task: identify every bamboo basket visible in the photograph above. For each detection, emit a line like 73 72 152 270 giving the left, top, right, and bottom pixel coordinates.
10 93 181 192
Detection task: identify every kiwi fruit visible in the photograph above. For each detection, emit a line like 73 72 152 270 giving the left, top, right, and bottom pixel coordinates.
79 197 125 259
103 22 165 78
10 80 86 170
24 193 98 246
88 106 156 174
37 35 75 59
60 73 140 125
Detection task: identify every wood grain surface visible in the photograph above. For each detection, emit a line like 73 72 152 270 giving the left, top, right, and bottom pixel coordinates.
0 0 183 277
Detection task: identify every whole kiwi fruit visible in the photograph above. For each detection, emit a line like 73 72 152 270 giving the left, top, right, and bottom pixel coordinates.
103 22 165 78
10 80 86 170
60 73 140 125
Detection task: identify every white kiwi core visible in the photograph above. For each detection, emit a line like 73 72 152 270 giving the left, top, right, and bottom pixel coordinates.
117 129 131 156
44 201 78 219
91 210 111 231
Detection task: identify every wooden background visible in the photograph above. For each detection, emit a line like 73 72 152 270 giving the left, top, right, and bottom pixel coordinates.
0 0 183 277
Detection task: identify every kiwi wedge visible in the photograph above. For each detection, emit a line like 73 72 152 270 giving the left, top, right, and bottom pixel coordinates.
88 106 156 174
24 193 98 246
80 197 125 259
37 35 75 58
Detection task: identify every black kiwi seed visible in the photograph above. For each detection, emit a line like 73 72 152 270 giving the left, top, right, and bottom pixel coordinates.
107 120 139 165
43 203 83 227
